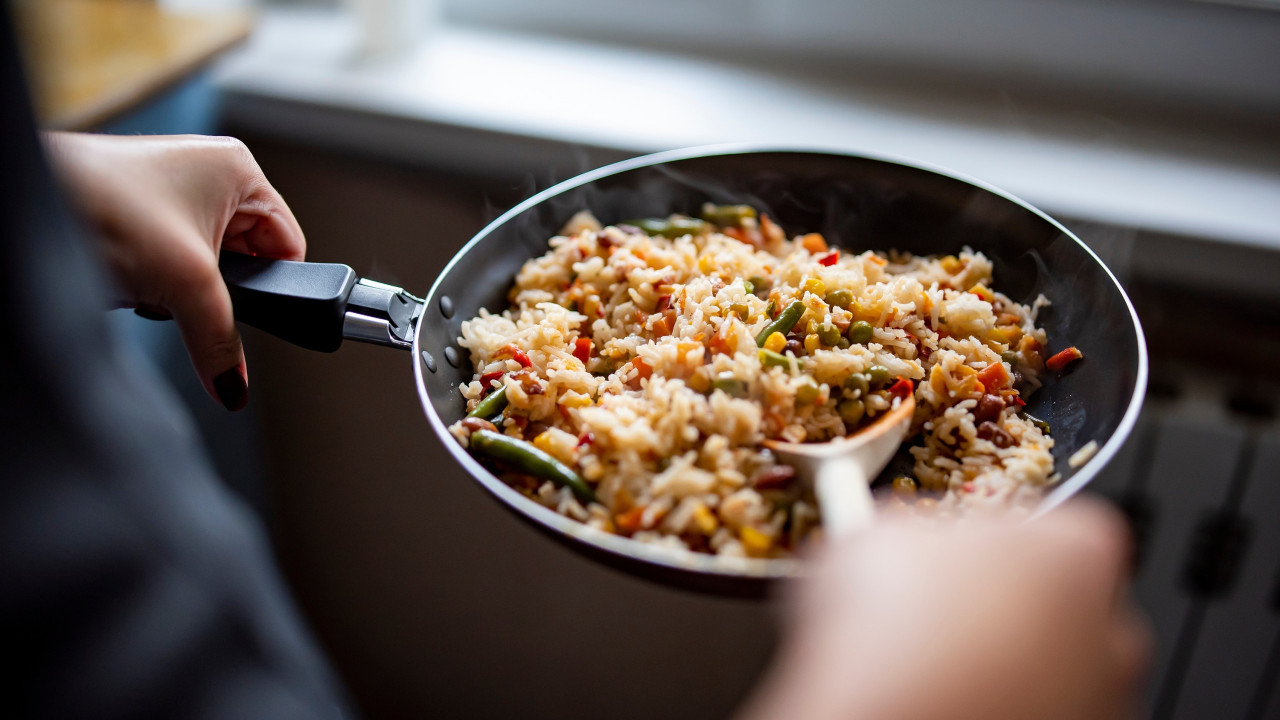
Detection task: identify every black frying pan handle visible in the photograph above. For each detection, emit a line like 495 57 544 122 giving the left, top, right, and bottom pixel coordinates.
218 252 423 352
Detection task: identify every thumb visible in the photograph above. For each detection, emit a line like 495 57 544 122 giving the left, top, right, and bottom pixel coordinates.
164 250 249 411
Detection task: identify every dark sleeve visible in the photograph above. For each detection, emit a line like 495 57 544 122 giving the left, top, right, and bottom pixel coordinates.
0 10 352 720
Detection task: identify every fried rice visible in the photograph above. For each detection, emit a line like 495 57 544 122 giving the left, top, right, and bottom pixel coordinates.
449 205 1063 558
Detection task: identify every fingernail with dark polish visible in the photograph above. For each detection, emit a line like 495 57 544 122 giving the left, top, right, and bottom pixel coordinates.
213 367 248 411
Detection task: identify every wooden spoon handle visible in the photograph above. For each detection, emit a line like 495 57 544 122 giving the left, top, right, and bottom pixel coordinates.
815 457 875 537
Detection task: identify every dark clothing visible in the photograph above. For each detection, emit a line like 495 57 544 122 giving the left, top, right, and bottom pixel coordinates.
0 10 347 719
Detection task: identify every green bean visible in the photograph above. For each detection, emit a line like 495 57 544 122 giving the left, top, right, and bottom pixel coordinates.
848 320 874 345
764 299 777 318
713 373 750 398
700 203 757 227
817 323 842 346
824 288 854 309
837 398 865 425
795 377 820 405
625 217 709 238
756 300 806 346
843 373 869 397
1025 413 1051 434
731 302 751 320
867 365 891 385
759 348 802 370
467 385 508 419
742 279 755 295
469 429 597 504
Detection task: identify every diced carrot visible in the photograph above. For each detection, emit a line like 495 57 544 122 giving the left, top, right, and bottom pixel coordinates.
800 233 828 253
817 249 840 266
709 329 734 356
977 361 1010 391
633 357 652 380
651 313 673 338
615 506 646 535
573 337 592 363
888 377 914 399
1046 346 1083 373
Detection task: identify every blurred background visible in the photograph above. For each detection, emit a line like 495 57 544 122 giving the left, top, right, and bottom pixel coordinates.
12 0 1280 718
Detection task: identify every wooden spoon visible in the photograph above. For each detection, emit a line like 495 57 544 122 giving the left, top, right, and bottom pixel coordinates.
765 394 916 537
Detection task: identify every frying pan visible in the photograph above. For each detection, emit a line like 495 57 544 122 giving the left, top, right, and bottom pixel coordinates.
220 145 1147 597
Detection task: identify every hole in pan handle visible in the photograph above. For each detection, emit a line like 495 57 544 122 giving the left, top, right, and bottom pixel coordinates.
218 251 424 352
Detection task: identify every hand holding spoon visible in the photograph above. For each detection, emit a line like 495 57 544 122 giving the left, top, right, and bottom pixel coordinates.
766 394 916 537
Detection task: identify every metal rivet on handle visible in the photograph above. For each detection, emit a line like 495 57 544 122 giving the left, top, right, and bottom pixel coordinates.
439 295 454 318
420 350 436 373
444 346 461 368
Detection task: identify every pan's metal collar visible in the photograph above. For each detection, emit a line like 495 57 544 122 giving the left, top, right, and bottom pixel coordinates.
342 278 424 351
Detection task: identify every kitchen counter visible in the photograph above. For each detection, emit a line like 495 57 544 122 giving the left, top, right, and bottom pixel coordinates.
16 0 252 130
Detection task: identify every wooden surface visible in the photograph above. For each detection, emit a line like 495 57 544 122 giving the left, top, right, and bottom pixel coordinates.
15 0 253 130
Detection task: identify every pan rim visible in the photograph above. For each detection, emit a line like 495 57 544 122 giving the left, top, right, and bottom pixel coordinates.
413 142 1148 580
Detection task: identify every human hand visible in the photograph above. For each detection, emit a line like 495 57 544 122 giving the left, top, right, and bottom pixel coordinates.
740 501 1149 720
45 133 305 410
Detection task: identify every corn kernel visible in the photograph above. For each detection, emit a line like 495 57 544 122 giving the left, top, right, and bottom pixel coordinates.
970 284 995 303
740 526 774 556
892 476 918 496
987 326 1011 344
698 254 714 273
692 503 719 535
533 431 556 454
802 277 826 297
804 334 820 352
764 331 787 353
940 255 963 274
560 390 593 408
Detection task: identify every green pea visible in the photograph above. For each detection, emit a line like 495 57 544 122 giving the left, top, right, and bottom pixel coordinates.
843 373 870 397
1001 350 1020 365
867 365 891 385
712 373 750 398
795 377 820 405
837 398 865 425
836 337 851 349
824 288 854 309
759 349 801 370
817 323 842 346
848 320 874 345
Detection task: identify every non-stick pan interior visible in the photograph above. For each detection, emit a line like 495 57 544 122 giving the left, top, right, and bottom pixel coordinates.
414 146 1146 595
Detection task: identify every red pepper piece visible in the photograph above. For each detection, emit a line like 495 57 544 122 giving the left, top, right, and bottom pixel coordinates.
512 349 533 368
1011 394 1027 407
888 377 914 399
817 249 840 266
479 371 504 392
576 431 595 448
1045 346 1083 373
573 337 592 363
655 294 672 313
